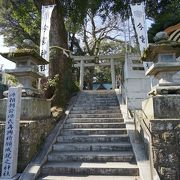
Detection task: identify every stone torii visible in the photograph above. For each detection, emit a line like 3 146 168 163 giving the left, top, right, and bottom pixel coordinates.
71 54 125 90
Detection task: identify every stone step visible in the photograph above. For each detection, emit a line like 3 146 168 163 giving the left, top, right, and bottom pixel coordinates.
62 128 127 135
70 109 120 114
77 97 117 100
57 134 130 143
41 162 139 176
78 95 117 98
78 94 117 97
76 100 118 104
66 118 124 123
53 142 132 152
38 91 140 178
76 100 118 103
79 94 116 96
77 97 118 100
68 113 122 118
72 106 120 111
38 175 141 180
64 123 126 129
48 151 134 162
74 103 119 107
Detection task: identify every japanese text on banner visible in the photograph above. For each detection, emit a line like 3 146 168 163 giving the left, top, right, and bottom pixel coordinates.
130 2 148 54
39 5 55 73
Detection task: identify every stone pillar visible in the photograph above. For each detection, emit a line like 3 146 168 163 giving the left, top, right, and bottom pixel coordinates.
142 96 180 180
79 59 84 91
141 41 180 180
1 87 22 179
111 58 115 89
150 119 179 180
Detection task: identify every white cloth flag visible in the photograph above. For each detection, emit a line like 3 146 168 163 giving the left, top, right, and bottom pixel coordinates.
130 2 148 53
130 3 151 71
40 5 55 72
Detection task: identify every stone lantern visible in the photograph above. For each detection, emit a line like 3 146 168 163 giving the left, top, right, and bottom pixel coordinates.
0 49 51 120
1 49 48 97
141 42 180 180
142 43 180 96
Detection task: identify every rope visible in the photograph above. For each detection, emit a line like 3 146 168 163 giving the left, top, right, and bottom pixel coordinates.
50 46 71 57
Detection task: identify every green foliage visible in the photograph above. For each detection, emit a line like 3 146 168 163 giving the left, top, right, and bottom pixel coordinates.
145 0 180 42
64 0 89 26
0 0 40 47
94 66 111 83
5 74 18 86
47 74 59 88
99 40 124 55
148 11 180 42
145 0 180 19
148 18 180 43
70 80 80 93
43 58 79 107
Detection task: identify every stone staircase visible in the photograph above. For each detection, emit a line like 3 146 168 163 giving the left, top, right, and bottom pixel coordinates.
38 90 140 179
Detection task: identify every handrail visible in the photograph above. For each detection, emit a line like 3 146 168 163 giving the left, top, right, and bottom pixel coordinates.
132 109 155 180
134 109 151 137
120 82 126 104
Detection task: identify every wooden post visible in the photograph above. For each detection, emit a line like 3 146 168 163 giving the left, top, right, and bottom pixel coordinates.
79 60 84 90
1 87 22 179
111 58 116 89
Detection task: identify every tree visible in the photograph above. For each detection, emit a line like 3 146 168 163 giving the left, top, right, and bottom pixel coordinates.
94 39 126 86
0 0 87 106
0 0 40 48
71 6 127 89
0 0 136 99
147 0 180 42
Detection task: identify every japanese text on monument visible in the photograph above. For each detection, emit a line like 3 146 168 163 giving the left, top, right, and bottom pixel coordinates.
1 87 22 178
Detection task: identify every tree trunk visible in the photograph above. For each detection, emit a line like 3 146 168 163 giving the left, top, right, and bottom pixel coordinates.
34 0 73 106
49 2 68 78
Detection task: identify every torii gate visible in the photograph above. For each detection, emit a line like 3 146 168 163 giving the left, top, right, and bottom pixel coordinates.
71 54 125 90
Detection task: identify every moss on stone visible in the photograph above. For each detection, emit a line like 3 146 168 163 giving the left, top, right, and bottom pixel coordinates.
0 118 59 173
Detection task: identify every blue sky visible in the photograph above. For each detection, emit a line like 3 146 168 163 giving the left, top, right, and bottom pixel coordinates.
0 35 16 69
0 19 153 70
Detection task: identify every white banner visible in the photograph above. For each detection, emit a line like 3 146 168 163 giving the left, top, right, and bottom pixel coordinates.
130 2 152 71
40 5 55 72
130 2 148 53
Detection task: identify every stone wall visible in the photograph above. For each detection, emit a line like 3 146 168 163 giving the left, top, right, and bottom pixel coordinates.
0 118 59 173
0 98 51 120
150 119 180 180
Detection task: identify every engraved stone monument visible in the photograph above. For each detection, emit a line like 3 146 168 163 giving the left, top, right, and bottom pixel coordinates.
1 87 22 179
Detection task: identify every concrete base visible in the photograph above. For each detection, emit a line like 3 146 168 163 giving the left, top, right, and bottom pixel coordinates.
0 173 20 180
38 175 140 180
0 98 51 120
142 95 180 119
3 88 41 98
148 86 180 96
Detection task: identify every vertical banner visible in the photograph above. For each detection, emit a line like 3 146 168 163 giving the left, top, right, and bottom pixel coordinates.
40 5 55 74
130 2 148 53
130 2 151 71
1 87 22 179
